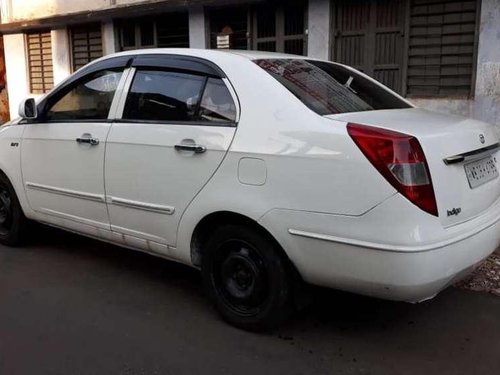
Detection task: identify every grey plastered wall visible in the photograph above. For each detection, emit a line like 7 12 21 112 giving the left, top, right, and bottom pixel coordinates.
472 0 500 126
413 0 500 127
307 0 331 60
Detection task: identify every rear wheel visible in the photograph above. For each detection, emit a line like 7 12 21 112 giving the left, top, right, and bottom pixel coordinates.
0 174 27 246
201 225 291 331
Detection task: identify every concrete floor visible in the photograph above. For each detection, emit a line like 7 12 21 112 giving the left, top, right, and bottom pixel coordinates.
1 225 499 375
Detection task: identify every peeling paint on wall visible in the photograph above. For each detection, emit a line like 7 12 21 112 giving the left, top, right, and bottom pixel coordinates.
411 98 472 119
5 0 111 22
3 1 173 23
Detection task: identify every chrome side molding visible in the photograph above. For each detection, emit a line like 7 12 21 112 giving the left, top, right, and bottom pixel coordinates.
109 197 175 215
25 182 106 202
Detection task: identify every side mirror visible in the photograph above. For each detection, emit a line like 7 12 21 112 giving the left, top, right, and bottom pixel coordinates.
19 98 37 120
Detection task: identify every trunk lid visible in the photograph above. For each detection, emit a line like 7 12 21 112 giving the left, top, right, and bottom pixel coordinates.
327 108 500 227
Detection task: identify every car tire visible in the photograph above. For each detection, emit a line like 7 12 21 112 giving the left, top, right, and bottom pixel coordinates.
0 173 27 246
201 224 292 331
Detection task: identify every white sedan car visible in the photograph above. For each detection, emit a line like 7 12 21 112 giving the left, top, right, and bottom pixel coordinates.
2 49 499 330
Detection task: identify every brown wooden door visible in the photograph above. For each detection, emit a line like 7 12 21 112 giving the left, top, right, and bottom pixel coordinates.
333 0 406 94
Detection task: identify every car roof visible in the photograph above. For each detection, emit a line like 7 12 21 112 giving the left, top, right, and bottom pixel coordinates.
220 49 304 60
94 48 305 63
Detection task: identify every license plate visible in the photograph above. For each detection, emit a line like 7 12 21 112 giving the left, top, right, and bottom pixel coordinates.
464 156 499 189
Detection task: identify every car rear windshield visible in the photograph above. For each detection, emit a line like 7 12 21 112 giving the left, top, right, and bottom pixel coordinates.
254 59 411 115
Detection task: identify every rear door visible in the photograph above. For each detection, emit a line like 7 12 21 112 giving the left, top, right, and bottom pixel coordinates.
105 55 238 247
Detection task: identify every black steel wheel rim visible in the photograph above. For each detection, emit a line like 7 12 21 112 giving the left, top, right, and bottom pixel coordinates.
212 239 269 316
0 185 12 236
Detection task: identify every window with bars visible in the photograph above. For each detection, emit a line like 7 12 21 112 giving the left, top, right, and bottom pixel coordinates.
70 23 103 72
253 1 308 55
208 1 307 54
209 6 249 50
117 12 189 51
407 0 478 97
26 31 54 94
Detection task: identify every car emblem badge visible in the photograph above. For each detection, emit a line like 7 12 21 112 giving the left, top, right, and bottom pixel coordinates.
479 134 485 144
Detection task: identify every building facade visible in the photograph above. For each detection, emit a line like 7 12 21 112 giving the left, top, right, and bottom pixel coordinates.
0 0 499 126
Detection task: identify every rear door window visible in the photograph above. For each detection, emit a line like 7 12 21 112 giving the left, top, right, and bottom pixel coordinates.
123 70 205 122
122 70 237 124
199 78 237 123
255 59 410 115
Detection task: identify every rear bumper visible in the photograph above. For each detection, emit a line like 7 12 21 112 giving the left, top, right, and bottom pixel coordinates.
258 194 500 302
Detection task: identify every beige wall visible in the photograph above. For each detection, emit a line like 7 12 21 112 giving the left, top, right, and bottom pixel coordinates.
1 0 172 23
3 33 30 118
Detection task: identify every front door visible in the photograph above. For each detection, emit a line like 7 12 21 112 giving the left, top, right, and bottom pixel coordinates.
21 69 124 232
105 60 238 247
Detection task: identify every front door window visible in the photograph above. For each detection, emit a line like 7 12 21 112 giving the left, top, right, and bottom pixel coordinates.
45 70 122 121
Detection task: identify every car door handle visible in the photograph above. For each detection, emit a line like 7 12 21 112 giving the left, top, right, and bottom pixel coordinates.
76 134 99 146
174 144 206 153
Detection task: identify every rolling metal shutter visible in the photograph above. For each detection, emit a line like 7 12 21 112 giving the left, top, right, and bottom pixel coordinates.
407 0 478 96
26 31 54 94
70 23 103 72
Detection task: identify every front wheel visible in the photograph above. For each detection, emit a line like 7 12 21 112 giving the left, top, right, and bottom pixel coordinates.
0 173 27 246
201 225 292 331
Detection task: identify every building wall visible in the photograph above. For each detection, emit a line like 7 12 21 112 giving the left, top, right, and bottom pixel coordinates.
472 0 500 127
188 5 207 49
3 0 111 22
2 0 179 22
3 33 29 118
1 0 499 126
412 0 500 127
1 0 233 22
307 0 330 60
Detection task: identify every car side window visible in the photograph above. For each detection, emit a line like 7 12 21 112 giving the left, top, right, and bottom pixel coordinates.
45 70 123 121
199 78 237 123
122 70 206 122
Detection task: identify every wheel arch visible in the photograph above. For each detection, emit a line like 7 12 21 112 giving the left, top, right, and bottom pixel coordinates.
190 210 291 269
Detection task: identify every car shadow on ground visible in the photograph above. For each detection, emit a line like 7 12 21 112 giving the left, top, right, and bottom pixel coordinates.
21 223 471 327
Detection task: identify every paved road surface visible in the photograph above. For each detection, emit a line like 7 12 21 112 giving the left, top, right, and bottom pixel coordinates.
1 225 499 375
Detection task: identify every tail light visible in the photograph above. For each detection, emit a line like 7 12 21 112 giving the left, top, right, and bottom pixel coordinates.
347 123 438 216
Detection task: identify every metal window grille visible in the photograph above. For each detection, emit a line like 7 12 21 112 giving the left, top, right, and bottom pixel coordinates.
209 6 250 50
26 31 53 94
156 12 189 48
70 23 103 72
253 1 308 55
118 12 189 51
